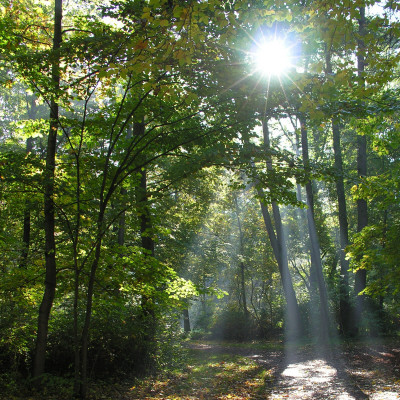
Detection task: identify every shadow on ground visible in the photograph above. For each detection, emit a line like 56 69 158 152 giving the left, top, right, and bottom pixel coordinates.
120 340 400 400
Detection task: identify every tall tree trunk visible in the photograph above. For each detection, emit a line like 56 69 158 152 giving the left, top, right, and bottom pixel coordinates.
183 307 191 333
20 135 34 269
79 219 105 399
73 128 84 398
354 4 368 332
73 258 80 398
117 188 127 246
332 119 352 334
20 96 36 269
325 47 352 335
234 196 249 317
136 122 157 368
239 262 248 316
33 0 62 379
257 119 302 339
139 168 155 256
20 203 31 269
299 118 330 342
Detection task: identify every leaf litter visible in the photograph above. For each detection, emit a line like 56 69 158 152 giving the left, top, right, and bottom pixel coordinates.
98 340 400 400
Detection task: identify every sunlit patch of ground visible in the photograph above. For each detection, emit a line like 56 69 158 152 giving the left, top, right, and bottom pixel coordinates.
267 344 400 400
269 358 358 399
118 341 400 400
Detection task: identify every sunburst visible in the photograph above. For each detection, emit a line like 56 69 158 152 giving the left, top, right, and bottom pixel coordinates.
254 38 293 78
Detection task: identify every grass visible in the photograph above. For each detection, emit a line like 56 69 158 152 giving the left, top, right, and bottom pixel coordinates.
126 346 274 400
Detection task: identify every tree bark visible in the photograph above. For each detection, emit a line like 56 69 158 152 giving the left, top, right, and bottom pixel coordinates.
117 188 127 246
33 0 62 379
257 119 302 339
332 119 352 334
354 4 368 332
136 122 157 368
20 97 35 269
139 168 155 256
79 219 104 399
183 308 191 333
300 118 330 342
325 47 352 334
234 196 249 317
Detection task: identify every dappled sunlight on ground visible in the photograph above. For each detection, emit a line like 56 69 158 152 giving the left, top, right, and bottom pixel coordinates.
370 393 399 400
269 358 359 399
120 341 400 400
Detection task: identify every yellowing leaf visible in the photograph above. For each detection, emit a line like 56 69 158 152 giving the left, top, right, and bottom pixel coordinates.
134 40 148 50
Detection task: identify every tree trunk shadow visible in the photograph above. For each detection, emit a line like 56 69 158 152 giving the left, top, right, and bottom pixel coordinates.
262 344 369 399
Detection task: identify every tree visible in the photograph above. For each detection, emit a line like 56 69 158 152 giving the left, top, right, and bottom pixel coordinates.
256 118 303 339
33 0 62 379
299 116 331 341
1 1 400 397
354 3 368 333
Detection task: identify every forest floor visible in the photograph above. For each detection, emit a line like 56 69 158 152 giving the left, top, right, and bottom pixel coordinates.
111 339 400 400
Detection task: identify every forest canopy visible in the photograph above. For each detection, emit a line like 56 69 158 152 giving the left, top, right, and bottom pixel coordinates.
0 0 399 398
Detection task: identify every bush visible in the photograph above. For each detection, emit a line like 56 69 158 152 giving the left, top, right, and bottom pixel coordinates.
210 306 255 341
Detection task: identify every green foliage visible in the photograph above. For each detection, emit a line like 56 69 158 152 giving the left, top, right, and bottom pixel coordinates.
1 0 400 397
210 305 255 341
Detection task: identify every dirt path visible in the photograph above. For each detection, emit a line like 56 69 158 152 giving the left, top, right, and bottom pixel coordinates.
265 343 399 399
118 340 400 400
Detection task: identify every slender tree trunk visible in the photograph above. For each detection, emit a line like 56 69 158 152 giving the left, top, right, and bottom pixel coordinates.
73 135 83 397
354 4 368 332
20 98 35 269
139 166 157 360
239 262 248 316
139 168 155 256
78 170 126 397
73 262 80 397
300 118 330 342
183 308 191 333
258 196 302 338
117 188 127 246
234 196 249 317
20 143 33 268
20 206 31 269
33 0 62 379
257 119 302 339
332 119 352 334
79 220 104 399
78 129 136 398
324 47 352 334
135 122 157 368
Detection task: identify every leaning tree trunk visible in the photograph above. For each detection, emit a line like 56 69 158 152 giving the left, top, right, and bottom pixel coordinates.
257 119 302 339
33 0 62 379
299 117 330 342
354 4 368 333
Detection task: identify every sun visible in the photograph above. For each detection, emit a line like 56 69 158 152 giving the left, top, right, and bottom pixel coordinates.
254 39 292 77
